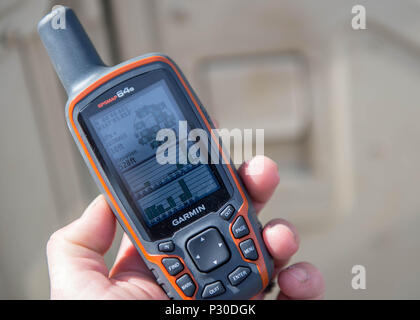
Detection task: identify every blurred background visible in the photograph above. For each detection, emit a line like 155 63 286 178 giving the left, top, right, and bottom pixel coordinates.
1 0 420 299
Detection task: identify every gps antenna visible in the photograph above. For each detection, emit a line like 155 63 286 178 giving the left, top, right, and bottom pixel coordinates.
38 6 107 95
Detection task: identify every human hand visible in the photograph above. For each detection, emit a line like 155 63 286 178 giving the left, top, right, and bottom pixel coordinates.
46 156 324 299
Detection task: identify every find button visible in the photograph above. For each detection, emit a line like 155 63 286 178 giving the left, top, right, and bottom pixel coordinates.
162 258 184 276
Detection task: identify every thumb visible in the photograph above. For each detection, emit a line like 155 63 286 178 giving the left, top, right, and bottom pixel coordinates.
54 195 116 255
47 195 116 294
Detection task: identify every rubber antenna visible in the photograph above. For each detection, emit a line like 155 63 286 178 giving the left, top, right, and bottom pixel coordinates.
38 6 107 95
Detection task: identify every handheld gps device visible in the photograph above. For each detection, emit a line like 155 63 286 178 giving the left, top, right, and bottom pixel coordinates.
38 7 274 300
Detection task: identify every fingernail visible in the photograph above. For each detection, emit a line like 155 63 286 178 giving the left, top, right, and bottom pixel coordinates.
267 223 299 248
287 266 309 283
245 156 265 176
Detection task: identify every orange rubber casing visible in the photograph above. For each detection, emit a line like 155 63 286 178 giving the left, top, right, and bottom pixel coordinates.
67 55 273 300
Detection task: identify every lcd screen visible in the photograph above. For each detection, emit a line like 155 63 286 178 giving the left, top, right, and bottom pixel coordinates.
88 79 221 227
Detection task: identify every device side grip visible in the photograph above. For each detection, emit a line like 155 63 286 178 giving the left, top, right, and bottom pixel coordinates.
247 203 275 289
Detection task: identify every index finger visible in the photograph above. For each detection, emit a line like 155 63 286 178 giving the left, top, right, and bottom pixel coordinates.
238 155 280 213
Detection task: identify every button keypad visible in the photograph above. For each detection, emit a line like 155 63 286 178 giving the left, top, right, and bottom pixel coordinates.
240 239 258 260
159 214 260 298
187 228 230 272
220 205 235 220
176 274 196 297
231 216 250 239
228 266 251 286
158 241 174 252
162 258 184 276
202 281 226 299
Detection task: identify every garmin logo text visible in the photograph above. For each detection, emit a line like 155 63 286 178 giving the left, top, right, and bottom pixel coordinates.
172 205 206 226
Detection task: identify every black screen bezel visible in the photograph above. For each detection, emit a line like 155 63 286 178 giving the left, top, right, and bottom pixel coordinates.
78 67 231 240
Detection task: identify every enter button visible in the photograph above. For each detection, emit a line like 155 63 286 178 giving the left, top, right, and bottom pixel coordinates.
228 266 251 286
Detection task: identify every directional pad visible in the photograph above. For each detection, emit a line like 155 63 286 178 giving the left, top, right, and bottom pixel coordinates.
186 228 230 272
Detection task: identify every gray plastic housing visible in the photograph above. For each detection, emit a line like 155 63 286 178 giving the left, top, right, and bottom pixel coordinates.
38 6 274 300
